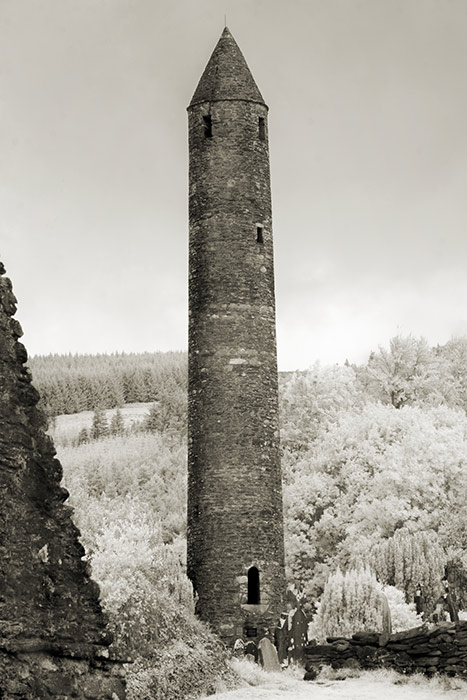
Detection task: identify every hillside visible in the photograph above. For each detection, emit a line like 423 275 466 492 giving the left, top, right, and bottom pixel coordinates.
32 335 467 698
29 350 187 416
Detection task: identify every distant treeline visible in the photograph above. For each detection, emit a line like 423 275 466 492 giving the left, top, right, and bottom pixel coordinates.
29 335 467 419
29 351 187 417
32 335 467 621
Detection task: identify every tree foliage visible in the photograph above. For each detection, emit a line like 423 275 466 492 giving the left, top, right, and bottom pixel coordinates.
361 335 445 408
91 406 108 440
382 585 424 633
309 567 386 640
435 337 467 413
359 334 467 410
280 362 365 456
61 432 187 542
110 408 125 436
45 333 467 687
283 377 467 609
368 528 446 614
309 568 424 642
60 435 237 700
29 351 187 417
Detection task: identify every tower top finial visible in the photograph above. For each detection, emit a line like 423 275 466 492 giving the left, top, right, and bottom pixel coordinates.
188 28 266 108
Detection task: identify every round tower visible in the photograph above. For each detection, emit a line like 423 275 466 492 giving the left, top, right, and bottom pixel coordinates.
187 28 286 645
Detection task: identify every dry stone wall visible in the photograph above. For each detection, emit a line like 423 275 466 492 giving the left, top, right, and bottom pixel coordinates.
0 262 126 699
304 621 467 678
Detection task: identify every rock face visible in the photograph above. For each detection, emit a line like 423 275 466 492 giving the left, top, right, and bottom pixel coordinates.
0 263 125 699
187 28 286 646
304 621 467 678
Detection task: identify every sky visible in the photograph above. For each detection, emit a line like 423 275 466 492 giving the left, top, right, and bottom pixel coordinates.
1 0 467 371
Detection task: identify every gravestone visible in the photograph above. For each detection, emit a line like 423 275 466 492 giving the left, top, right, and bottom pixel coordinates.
381 592 392 634
233 638 245 659
288 607 308 662
244 640 258 662
258 637 281 672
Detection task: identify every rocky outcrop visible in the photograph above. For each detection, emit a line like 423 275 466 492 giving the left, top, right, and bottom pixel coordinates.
304 621 467 677
0 263 126 699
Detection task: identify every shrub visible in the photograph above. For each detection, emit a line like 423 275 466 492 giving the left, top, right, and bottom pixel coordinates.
309 568 425 642
382 585 423 632
370 528 446 615
309 567 385 641
60 432 187 542
84 502 236 700
59 437 238 700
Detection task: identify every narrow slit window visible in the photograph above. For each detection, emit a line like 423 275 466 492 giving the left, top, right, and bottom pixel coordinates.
247 566 260 604
203 115 212 138
256 225 264 244
258 117 266 141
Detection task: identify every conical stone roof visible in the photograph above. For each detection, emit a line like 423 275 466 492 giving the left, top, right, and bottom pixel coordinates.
189 27 266 108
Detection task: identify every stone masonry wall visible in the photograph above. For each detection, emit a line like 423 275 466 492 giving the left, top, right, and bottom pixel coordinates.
304 621 467 678
187 29 286 646
0 262 126 699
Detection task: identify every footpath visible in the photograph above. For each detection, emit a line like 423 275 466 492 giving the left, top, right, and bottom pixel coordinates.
202 670 467 700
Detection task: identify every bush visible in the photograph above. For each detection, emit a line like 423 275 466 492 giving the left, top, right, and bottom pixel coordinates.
229 657 271 687
59 436 238 700
309 567 386 641
127 632 239 700
60 432 187 542
370 528 446 615
382 585 423 632
84 501 236 700
309 568 425 642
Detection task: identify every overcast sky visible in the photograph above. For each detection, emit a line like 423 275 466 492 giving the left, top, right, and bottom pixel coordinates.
1 0 466 370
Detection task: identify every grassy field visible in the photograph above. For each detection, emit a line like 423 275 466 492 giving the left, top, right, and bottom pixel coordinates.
49 402 153 446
